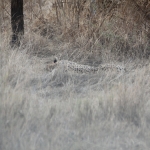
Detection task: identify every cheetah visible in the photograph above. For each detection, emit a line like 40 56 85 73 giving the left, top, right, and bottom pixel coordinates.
46 57 125 74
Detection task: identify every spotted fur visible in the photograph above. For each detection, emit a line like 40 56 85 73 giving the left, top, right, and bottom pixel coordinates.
46 57 125 74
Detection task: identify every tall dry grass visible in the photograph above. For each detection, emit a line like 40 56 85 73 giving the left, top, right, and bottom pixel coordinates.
0 36 150 149
0 0 150 150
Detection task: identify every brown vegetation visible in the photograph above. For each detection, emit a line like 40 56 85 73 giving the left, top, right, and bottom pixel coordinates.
29 0 150 58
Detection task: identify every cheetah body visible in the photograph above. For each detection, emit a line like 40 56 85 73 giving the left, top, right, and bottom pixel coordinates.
47 58 125 74
59 60 99 73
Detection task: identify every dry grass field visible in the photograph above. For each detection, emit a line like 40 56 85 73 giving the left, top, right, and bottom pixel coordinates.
0 0 150 150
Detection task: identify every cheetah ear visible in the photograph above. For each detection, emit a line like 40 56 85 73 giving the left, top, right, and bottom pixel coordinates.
54 54 61 62
54 57 58 63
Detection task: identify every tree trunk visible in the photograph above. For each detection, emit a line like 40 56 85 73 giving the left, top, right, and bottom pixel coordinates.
11 0 24 46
